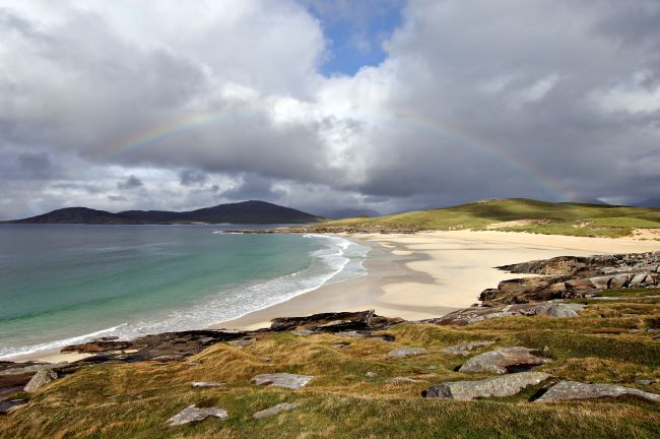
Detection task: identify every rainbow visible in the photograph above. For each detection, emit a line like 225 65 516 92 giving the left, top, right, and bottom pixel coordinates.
99 105 570 201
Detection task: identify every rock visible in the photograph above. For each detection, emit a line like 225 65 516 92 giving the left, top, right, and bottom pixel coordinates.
166 405 228 427
365 372 377 378
271 310 375 332
252 402 299 419
261 357 272 362
386 377 428 384
441 341 495 356
387 347 429 358
422 372 552 400
0 399 27 414
542 305 578 318
331 342 350 349
61 340 132 354
291 329 315 337
191 381 223 388
336 331 395 342
609 274 631 289
635 379 653 385
24 369 58 393
252 373 314 389
535 381 660 403
227 337 254 348
459 347 549 374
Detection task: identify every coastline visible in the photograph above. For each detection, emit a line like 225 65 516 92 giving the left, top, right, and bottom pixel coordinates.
20 230 660 363
215 230 660 330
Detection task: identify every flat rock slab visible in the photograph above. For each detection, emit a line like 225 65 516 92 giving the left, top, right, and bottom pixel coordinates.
252 373 314 389
459 347 549 374
441 341 495 356
388 347 429 358
166 405 228 427
252 402 300 419
0 399 28 414
535 381 660 403
422 372 552 400
24 369 58 393
191 381 223 388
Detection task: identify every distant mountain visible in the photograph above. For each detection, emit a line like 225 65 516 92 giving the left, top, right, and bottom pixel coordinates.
322 208 381 219
6 200 323 225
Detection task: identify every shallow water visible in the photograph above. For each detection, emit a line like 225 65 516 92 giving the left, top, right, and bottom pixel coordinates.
0 224 369 359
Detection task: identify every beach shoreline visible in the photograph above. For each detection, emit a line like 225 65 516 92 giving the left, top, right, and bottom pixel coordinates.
17 230 660 363
214 230 660 331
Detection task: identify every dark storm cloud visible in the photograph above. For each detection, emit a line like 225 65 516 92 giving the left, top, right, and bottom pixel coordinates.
117 175 144 190
0 0 659 217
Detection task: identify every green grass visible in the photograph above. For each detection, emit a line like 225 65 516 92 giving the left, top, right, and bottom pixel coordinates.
299 198 660 238
2 295 660 438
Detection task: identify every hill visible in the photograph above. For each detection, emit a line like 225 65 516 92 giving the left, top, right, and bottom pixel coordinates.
6 201 322 225
296 198 660 238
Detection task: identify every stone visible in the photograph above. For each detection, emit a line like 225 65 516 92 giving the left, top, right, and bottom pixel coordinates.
166 405 228 427
387 347 429 358
609 274 631 289
0 399 27 415
542 305 578 318
24 369 58 393
535 381 660 403
459 347 549 374
635 379 654 385
331 342 350 349
271 310 375 332
191 381 223 388
365 372 377 378
337 331 395 342
252 373 314 389
441 341 495 356
422 372 552 400
261 357 272 362
291 329 315 337
385 377 428 384
252 402 299 419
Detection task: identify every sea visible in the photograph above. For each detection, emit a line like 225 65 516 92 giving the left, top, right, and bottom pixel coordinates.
0 224 370 359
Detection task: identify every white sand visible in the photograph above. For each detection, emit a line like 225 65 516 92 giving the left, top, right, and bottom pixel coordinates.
216 230 660 330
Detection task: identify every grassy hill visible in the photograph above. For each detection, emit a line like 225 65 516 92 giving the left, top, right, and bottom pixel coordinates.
1 289 659 438
298 198 660 238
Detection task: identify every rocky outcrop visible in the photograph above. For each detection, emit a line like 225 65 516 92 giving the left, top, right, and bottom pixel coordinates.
441 341 496 356
252 373 314 390
480 252 660 306
252 402 300 419
459 347 550 374
387 347 429 358
422 372 552 400
166 405 228 427
270 310 403 333
191 382 223 388
535 381 660 403
24 369 58 393
426 303 584 326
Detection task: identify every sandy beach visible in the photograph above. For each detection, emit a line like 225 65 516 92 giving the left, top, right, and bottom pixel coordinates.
216 230 660 330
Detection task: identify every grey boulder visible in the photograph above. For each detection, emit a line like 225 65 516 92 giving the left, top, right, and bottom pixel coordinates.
166 405 228 427
535 381 660 403
24 369 58 393
387 347 429 358
459 347 549 374
191 381 223 388
252 402 300 419
423 372 552 400
252 373 314 389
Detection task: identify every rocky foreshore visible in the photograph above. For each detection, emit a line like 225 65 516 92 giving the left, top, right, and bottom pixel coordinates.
2 251 660 422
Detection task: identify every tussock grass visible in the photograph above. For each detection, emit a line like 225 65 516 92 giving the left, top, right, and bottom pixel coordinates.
2 296 660 438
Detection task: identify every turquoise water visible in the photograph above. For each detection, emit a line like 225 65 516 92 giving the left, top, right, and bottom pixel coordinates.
0 225 369 359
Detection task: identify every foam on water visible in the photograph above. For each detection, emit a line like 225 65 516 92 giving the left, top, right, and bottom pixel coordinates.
0 234 370 360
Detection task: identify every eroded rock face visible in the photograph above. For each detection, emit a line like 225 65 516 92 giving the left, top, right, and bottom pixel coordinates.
252 402 300 419
535 381 660 403
459 347 549 374
270 310 404 333
426 303 584 326
422 372 552 400
387 347 429 358
166 405 228 427
252 373 314 389
441 341 496 356
24 369 58 393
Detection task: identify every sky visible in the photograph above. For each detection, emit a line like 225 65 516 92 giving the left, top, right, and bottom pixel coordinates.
1 0 660 220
